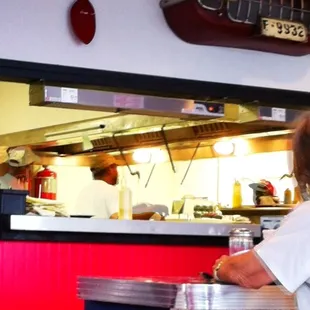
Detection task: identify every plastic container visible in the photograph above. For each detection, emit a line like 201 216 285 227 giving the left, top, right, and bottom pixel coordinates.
118 178 132 220
0 189 28 215
229 228 254 256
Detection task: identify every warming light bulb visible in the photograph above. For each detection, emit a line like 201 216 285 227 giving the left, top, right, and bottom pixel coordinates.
213 141 234 156
132 149 151 163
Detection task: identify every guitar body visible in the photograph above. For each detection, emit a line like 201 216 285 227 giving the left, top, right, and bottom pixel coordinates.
160 0 310 56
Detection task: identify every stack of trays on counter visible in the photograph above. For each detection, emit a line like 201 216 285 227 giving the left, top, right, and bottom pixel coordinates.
77 276 296 309
26 196 68 217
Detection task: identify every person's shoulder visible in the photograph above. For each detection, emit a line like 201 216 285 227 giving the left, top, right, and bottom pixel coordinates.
82 180 105 188
103 182 119 193
93 180 117 190
79 180 118 195
91 180 118 194
291 201 310 215
77 180 102 194
1 173 14 182
279 201 310 232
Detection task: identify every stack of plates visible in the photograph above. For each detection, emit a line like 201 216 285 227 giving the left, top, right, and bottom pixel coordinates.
77 276 296 309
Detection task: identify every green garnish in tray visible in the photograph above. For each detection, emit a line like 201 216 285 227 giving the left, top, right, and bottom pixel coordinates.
193 205 223 219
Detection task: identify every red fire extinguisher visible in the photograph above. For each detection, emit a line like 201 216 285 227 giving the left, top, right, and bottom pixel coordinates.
34 166 57 200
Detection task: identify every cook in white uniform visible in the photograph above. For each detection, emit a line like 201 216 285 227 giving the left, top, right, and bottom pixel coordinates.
75 154 164 221
212 112 310 310
75 154 120 219
0 146 39 190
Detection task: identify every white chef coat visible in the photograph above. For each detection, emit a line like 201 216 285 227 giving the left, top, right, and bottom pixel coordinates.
75 180 119 219
255 201 310 310
0 173 23 190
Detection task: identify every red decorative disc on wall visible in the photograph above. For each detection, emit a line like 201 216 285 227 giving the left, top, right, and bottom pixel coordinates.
70 0 96 45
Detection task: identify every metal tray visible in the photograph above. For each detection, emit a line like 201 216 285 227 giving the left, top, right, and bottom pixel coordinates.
77 276 296 309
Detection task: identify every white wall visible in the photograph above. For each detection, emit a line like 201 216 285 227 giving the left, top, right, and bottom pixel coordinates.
0 82 107 134
0 0 310 91
50 165 92 214
54 150 295 213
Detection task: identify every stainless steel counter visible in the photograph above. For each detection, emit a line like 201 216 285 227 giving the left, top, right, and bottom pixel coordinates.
77 276 296 309
10 215 261 237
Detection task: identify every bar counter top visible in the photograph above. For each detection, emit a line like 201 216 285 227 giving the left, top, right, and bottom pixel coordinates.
0 215 261 245
10 215 261 236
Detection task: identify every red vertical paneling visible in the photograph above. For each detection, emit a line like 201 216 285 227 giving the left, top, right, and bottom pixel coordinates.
0 241 228 310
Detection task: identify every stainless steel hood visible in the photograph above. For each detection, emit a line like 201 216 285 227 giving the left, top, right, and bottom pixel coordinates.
0 83 300 156
29 83 226 119
29 83 301 124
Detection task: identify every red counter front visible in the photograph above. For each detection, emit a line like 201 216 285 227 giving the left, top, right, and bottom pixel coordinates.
0 241 228 310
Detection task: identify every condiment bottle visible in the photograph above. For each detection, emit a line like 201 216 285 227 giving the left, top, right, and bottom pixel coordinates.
293 186 301 205
284 188 292 204
118 178 133 220
232 180 242 208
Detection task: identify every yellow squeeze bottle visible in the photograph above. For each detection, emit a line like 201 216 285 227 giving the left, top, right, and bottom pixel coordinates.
118 177 133 220
284 188 292 205
232 180 242 208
